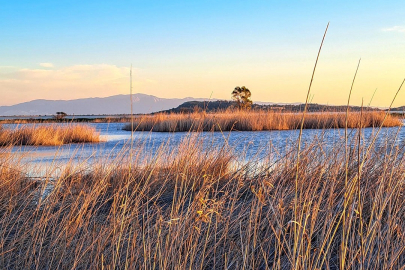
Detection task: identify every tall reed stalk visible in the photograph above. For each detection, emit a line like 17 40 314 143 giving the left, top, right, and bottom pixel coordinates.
0 128 404 269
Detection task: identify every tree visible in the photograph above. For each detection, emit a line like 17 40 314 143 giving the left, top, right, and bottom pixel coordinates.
55 112 67 120
232 86 252 109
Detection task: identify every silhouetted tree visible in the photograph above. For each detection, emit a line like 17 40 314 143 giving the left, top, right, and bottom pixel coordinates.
232 86 252 109
55 112 67 120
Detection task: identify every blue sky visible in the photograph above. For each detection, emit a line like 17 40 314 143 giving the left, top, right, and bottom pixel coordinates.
1 0 404 106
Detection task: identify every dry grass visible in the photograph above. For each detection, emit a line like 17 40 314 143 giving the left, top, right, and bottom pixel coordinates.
0 129 405 269
0 124 100 146
123 110 402 132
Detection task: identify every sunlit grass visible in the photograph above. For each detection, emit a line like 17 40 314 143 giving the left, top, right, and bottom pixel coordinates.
0 128 404 268
123 110 402 132
0 124 100 146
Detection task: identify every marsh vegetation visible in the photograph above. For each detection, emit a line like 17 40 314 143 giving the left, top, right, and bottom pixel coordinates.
123 110 402 132
0 123 405 268
0 124 100 146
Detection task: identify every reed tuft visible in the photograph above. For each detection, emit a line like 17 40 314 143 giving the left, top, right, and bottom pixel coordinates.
123 110 402 132
0 124 100 146
1 130 405 269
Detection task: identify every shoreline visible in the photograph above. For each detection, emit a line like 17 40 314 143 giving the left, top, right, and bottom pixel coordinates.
123 111 403 132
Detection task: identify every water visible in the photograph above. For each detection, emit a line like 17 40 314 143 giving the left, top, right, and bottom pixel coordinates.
2 123 404 177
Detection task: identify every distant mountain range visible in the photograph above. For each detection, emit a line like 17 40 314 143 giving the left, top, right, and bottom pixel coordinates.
0 94 211 116
0 93 396 116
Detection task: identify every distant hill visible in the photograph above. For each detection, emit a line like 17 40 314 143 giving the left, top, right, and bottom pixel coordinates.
390 106 405 112
160 100 382 113
0 94 210 116
0 94 388 117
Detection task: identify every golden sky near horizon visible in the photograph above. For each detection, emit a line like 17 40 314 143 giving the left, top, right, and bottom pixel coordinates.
1 1 405 108
1 56 404 108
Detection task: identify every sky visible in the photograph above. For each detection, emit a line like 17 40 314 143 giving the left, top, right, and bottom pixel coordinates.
1 0 404 107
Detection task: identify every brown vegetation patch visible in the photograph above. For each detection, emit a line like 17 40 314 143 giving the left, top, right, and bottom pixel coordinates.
123 110 402 132
1 132 405 268
0 124 100 146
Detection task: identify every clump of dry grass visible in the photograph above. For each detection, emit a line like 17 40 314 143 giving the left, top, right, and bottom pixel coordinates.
123 110 402 132
0 151 38 212
0 124 100 146
1 130 405 269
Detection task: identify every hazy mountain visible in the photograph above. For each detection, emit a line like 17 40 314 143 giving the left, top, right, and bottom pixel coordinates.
0 94 211 116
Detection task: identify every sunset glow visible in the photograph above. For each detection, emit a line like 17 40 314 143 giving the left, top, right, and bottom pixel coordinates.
1 1 404 107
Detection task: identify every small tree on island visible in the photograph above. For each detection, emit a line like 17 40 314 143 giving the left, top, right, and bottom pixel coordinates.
232 86 252 110
55 112 67 120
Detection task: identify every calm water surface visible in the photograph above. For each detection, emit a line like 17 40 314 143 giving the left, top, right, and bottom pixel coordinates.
3 122 404 176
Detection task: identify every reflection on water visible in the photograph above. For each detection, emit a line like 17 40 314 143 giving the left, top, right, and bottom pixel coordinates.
2 122 404 177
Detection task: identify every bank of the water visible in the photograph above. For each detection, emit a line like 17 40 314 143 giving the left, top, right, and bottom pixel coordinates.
1 123 405 268
123 111 402 132
0 115 131 124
